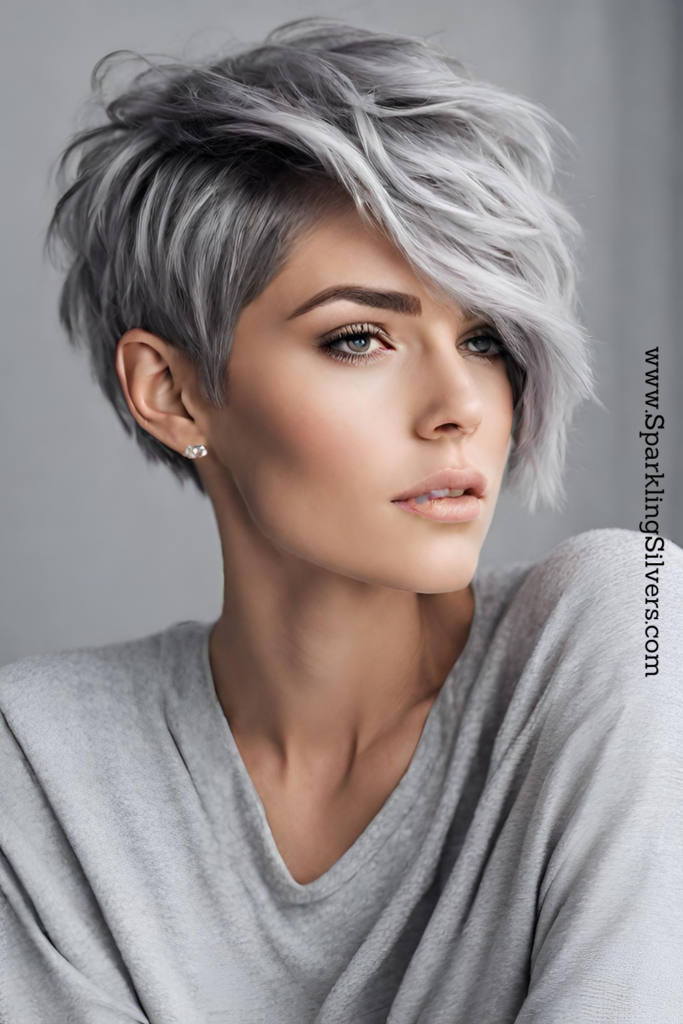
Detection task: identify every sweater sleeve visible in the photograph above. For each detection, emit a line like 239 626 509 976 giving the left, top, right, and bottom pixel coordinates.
514 530 683 1023
0 663 149 1024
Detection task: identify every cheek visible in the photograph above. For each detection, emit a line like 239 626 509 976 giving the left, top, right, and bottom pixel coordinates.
473 371 514 500
227 367 397 561
229 359 389 496
484 367 515 442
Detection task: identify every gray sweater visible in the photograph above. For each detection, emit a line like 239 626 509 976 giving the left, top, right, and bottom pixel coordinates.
1 528 682 1023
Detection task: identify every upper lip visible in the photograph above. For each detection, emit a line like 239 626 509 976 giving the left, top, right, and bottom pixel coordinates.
392 466 488 501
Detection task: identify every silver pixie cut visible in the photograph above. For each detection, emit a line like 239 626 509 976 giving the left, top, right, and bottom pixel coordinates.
46 16 597 513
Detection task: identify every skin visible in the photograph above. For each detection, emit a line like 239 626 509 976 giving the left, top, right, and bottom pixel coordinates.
115 204 514 884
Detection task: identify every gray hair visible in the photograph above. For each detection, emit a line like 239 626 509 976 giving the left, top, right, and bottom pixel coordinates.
46 16 597 513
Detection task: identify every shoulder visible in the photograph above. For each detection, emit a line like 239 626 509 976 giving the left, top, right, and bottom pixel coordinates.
485 531 683 776
515 526 681 627
0 621 209 849
0 627 169 746
496 528 682 718
526 525 656 591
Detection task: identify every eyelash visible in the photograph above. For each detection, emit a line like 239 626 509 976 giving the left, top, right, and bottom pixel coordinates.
319 322 505 366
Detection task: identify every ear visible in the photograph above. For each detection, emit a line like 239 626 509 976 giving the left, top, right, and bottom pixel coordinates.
115 329 208 456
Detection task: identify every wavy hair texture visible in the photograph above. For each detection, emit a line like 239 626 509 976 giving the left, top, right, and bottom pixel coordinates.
46 16 597 512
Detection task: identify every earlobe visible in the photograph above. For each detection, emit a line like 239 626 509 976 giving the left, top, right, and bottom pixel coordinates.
184 445 209 459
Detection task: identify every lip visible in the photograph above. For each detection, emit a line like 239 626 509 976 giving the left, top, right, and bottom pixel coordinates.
392 466 488 502
391 465 486 524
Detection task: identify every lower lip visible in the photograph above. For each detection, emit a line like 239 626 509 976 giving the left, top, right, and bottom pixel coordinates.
392 494 482 523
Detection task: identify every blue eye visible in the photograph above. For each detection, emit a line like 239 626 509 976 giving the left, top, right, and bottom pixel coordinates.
462 333 504 361
320 323 389 365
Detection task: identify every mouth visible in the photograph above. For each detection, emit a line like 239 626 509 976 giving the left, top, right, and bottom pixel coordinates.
391 490 482 523
390 466 487 522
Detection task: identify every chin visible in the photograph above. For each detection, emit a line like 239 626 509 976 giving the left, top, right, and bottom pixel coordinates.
396 539 482 593
388 565 478 595
330 548 480 595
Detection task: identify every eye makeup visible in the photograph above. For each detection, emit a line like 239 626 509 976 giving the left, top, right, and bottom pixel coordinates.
318 321 505 366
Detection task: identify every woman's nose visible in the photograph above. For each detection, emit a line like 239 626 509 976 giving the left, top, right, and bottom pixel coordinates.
411 343 485 440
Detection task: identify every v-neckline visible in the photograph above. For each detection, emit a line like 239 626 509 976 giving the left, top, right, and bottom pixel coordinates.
191 571 486 905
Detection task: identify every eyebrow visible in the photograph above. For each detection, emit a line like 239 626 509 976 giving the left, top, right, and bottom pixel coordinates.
285 286 423 320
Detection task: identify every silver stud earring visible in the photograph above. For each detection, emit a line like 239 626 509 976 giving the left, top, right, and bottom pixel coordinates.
184 444 208 459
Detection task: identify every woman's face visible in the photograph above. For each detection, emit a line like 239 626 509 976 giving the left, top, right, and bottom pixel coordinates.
199 205 514 593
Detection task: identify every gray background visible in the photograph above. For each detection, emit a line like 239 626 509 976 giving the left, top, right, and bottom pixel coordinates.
1 0 681 666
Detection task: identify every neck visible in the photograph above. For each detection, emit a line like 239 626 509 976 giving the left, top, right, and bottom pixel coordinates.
207 535 474 770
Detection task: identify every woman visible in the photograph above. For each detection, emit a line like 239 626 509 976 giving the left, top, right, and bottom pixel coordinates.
2 16 682 1024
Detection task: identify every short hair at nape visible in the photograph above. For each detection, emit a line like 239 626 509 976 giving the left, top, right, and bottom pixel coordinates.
46 16 598 513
